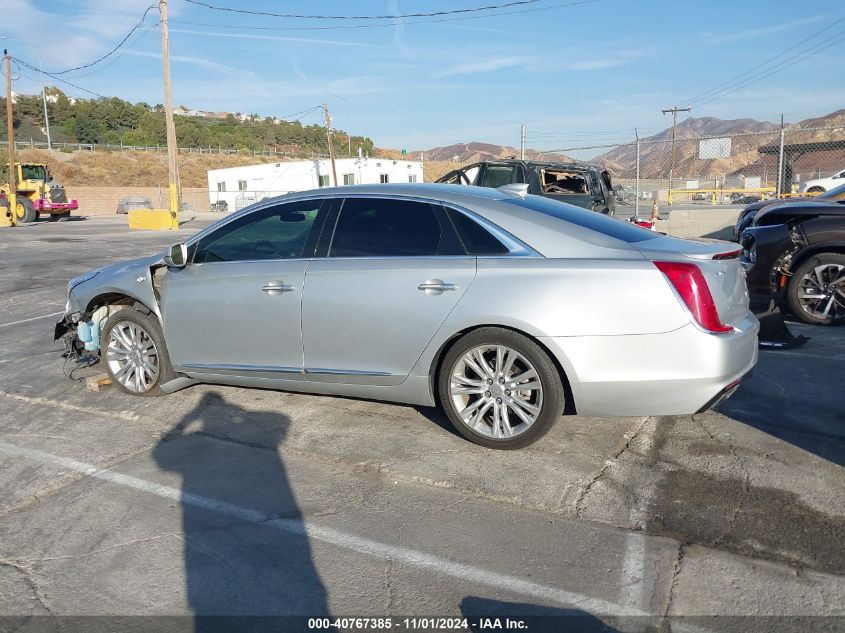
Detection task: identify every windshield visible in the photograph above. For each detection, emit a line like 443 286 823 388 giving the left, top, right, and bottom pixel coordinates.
503 195 658 243
819 183 845 201
20 165 47 181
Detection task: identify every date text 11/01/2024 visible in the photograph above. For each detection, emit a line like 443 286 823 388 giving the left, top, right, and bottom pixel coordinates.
307 617 529 630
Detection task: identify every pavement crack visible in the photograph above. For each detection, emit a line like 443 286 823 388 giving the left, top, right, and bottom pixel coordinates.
0 560 54 615
575 416 650 518
694 416 751 547
660 542 687 621
10 533 182 564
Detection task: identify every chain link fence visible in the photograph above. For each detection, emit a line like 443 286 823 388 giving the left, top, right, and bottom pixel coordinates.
527 125 845 210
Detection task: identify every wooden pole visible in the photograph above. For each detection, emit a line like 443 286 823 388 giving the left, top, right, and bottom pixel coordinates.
4 50 16 227
323 103 338 186
160 0 180 229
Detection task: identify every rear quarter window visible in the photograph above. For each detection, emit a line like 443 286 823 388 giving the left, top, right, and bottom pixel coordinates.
504 196 658 243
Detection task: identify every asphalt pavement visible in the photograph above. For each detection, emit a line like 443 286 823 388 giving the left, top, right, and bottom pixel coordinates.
0 216 843 632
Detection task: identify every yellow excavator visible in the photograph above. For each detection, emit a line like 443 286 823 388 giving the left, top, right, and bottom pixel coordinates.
0 163 78 223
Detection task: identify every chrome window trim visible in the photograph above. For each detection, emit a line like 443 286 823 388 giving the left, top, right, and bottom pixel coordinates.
325 193 541 259
186 191 542 259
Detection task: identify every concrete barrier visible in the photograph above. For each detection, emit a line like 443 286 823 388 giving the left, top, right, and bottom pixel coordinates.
654 207 742 241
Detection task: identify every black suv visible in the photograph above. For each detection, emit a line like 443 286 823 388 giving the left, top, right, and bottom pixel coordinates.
436 159 616 216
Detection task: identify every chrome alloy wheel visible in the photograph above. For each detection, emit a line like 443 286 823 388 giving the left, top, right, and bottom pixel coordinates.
449 345 543 439
797 264 845 321
106 320 161 393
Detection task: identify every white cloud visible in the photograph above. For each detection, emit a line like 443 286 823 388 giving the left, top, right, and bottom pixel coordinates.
122 50 255 78
434 56 532 78
703 15 827 44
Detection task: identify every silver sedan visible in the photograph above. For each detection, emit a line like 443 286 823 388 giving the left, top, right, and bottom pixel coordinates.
59 184 758 449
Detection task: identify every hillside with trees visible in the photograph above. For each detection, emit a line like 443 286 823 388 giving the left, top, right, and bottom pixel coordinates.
2 88 375 156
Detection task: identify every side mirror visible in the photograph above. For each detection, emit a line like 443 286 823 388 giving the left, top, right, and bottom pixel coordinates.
163 242 188 268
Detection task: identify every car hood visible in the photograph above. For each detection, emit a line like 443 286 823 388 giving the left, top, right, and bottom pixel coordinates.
86 255 164 283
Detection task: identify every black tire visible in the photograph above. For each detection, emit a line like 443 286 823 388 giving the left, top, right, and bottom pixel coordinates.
48 211 71 222
15 198 36 223
786 253 845 325
101 308 174 396
806 186 826 194
437 327 565 449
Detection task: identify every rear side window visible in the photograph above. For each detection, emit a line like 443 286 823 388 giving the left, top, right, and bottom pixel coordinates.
445 207 508 255
505 196 658 243
330 198 443 257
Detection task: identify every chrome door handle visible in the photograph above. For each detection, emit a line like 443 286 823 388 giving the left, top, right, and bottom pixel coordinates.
418 279 457 293
262 283 295 294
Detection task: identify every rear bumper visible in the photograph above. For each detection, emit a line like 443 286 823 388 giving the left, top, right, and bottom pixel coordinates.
540 313 759 417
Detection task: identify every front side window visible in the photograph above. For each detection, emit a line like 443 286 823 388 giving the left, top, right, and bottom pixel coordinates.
329 198 443 257
480 165 518 188
193 200 323 263
216 181 226 192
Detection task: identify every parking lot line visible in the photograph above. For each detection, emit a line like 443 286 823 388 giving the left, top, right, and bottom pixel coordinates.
0 311 64 329
0 439 651 618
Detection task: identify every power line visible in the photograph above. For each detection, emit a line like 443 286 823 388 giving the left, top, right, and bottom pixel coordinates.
693 27 845 107
685 16 845 106
14 58 107 98
50 4 158 75
169 0 597 31
182 0 544 20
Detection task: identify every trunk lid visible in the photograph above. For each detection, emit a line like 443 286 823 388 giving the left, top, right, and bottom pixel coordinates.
635 235 749 326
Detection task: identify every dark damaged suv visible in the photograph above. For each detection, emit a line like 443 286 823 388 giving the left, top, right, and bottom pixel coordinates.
436 159 616 216
740 198 845 325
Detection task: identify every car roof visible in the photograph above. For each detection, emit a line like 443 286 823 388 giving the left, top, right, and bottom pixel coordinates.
467 159 603 171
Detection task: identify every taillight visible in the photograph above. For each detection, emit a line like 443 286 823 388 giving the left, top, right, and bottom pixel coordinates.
654 261 733 333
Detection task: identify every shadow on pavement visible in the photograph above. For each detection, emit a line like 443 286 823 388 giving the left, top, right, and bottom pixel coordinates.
152 392 329 628
460 596 622 632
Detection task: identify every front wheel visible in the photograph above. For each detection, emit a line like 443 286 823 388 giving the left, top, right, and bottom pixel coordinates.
786 253 845 325
102 308 172 396
14 198 36 223
438 328 565 449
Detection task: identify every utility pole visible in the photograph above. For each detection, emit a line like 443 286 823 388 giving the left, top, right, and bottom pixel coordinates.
776 114 785 198
159 0 180 229
634 127 640 216
4 50 17 227
323 103 338 186
520 124 525 160
661 105 691 200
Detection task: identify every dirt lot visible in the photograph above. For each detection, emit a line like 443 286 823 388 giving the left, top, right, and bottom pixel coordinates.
0 216 843 631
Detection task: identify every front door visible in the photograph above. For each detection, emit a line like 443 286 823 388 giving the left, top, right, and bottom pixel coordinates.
302 196 476 385
160 198 327 378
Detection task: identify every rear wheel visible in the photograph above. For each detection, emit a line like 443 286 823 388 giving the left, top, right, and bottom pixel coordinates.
806 186 826 194
14 198 36 223
786 253 845 325
102 309 172 396
438 328 565 449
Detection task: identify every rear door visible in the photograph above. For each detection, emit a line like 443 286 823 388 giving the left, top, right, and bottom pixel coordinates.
301 196 476 385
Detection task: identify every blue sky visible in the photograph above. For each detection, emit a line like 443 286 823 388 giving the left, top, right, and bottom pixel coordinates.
4 0 844 150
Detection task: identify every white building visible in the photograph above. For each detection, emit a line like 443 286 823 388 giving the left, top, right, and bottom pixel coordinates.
207 157 424 211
